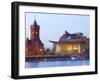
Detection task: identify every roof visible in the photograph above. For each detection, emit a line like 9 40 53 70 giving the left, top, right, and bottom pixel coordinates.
33 19 38 26
50 31 87 44
49 39 85 43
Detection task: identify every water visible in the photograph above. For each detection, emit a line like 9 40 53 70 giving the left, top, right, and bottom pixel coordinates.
25 60 89 68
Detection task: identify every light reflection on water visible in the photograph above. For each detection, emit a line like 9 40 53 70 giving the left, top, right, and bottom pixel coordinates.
25 60 89 68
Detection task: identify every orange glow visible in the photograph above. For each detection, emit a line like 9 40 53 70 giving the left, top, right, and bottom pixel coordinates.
67 45 73 52
32 32 34 35
39 49 42 51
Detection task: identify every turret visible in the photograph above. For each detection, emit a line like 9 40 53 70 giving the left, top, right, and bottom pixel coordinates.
30 20 40 41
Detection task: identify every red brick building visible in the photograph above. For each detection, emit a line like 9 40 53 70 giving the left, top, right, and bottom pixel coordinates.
25 20 45 57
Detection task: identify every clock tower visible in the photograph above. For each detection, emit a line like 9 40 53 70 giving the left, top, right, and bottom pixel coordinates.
25 19 45 56
30 20 40 42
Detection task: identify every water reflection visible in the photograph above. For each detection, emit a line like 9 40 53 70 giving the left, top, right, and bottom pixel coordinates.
25 60 89 68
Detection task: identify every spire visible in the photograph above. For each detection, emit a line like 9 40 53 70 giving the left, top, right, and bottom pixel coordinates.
33 19 38 26
33 15 38 26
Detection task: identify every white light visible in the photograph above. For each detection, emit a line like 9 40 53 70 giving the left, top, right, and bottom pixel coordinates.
71 57 75 60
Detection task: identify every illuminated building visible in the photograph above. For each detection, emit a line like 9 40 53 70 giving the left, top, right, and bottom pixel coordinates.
25 20 45 57
50 31 89 56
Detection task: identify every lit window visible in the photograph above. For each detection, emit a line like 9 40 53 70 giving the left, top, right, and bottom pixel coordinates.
35 32 38 34
56 45 61 53
73 45 79 50
83 49 85 51
32 32 34 35
39 49 42 51
67 45 73 52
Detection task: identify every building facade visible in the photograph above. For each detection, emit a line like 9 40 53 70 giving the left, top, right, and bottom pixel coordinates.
25 20 45 57
50 31 89 57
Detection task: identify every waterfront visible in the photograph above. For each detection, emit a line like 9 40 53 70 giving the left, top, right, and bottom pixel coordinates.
25 60 89 68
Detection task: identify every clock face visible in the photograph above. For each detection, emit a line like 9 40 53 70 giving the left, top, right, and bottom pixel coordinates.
35 32 38 34
32 32 34 35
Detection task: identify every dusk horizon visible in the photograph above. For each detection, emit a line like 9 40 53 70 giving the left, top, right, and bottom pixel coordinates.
25 12 90 49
